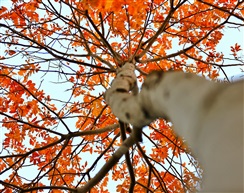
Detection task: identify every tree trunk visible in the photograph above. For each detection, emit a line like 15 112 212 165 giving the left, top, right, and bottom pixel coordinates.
105 62 243 192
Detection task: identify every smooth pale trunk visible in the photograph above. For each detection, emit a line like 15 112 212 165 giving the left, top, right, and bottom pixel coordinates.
141 72 243 192
105 66 243 192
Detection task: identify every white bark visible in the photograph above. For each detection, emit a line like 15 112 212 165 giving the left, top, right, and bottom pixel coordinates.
105 63 243 192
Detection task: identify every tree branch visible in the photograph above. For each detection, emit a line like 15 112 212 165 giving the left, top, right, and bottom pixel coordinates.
74 128 141 193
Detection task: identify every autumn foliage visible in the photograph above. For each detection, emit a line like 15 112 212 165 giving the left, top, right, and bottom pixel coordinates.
0 0 243 192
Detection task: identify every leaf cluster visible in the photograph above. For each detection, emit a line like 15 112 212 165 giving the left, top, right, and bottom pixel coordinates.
0 0 243 192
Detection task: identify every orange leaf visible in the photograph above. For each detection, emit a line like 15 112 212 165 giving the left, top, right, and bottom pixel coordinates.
8 50 16 56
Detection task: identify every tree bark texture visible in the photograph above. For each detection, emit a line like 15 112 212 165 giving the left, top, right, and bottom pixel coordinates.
105 62 243 192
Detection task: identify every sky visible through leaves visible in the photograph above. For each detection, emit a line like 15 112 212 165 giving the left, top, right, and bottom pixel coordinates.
0 0 243 192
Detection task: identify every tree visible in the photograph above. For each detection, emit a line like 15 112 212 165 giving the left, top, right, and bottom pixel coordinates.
0 0 243 192
104 64 243 192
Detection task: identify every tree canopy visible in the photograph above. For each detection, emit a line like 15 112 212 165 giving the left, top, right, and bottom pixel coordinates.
0 0 243 192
